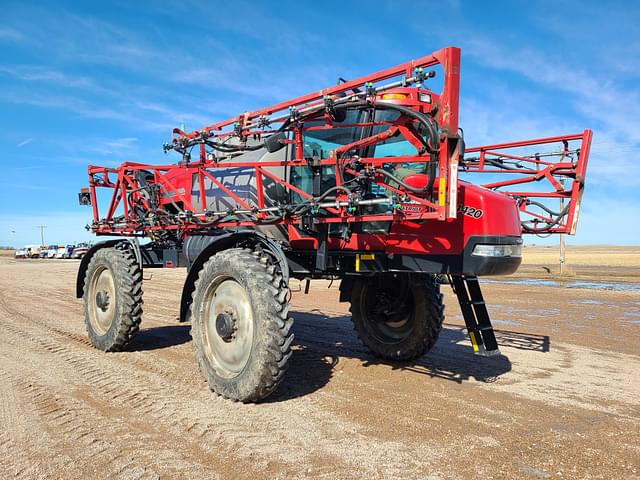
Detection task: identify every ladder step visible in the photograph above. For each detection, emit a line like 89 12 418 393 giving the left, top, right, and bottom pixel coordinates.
451 274 500 357
475 347 501 357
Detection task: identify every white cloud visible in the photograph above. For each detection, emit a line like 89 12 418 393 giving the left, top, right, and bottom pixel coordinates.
0 26 26 42
0 65 96 89
463 37 640 145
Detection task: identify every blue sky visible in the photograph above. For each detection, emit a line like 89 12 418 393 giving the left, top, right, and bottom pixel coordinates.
1 0 639 247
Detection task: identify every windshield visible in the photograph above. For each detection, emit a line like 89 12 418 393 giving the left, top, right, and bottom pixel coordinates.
301 109 422 157
296 108 429 197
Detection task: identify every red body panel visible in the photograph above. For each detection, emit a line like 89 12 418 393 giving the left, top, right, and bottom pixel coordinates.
317 183 520 255
387 183 520 254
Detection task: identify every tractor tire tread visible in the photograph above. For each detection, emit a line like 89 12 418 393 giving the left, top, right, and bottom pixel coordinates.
190 248 293 403
83 245 143 352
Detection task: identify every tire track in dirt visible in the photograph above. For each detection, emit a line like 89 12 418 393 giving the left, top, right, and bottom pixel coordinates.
0 287 202 390
0 361 208 480
0 365 92 479
0 331 226 479
0 284 451 479
0 319 387 477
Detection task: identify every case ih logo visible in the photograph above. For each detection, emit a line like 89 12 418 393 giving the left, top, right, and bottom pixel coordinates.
458 205 484 219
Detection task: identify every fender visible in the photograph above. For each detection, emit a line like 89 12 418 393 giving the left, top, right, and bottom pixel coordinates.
75 239 126 298
179 230 289 322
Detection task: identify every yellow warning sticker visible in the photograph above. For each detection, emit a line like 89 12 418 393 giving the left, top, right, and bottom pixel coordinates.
438 177 446 206
355 253 375 272
469 331 479 352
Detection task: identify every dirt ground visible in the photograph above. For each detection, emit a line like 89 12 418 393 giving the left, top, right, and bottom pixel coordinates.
0 254 638 479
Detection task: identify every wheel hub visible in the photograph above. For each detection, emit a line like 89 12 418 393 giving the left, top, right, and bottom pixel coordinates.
215 311 236 342
363 278 414 340
95 290 110 312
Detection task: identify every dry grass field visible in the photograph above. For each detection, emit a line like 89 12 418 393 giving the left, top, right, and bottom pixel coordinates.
523 245 640 267
508 245 640 282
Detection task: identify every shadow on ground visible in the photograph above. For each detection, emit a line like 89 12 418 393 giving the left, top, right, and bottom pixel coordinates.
127 324 191 351
268 311 550 402
123 311 549 402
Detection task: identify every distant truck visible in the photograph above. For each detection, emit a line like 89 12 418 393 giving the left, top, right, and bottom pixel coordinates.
46 245 58 259
71 243 89 259
21 245 41 258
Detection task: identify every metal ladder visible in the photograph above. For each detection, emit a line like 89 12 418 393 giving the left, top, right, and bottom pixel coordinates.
450 275 500 356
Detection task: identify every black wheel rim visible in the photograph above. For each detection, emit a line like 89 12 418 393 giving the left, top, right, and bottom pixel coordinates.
360 276 415 344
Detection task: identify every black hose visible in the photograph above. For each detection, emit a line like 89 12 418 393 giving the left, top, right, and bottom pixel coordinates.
288 185 354 217
314 185 352 202
280 99 440 153
521 203 570 232
204 140 264 152
374 101 439 153
332 101 439 195
485 158 519 170
526 199 565 217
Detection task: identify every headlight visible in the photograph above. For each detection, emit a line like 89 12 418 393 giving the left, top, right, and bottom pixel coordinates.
471 244 522 258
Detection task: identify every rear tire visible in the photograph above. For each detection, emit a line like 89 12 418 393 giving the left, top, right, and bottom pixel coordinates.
83 246 143 351
190 248 293 402
350 273 444 361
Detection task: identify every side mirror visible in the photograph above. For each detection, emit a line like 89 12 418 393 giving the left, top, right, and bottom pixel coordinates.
264 132 287 153
78 189 92 206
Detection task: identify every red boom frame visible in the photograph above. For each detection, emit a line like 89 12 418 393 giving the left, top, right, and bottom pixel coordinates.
86 47 463 236
464 129 592 234
82 46 591 238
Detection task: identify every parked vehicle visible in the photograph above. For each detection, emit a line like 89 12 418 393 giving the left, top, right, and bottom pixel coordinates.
14 248 26 258
55 245 67 258
46 245 58 259
23 245 41 258
62 245 75 258
71 243 89 259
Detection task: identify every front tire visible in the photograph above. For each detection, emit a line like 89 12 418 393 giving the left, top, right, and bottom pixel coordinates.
350 273 444 361
83 246 143 351
190 248 293 402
